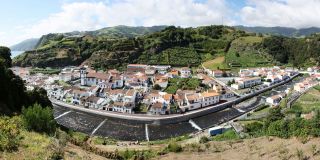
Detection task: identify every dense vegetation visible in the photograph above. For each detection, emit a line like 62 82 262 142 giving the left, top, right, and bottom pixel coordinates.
22 103 56 135
12 25 243 69
244 107 320 139
261 35 320 67
12 25 320 69
0 116 22 152
0 46 51 115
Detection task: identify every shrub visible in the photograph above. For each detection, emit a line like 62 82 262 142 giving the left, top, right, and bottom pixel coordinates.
199 136 210 143
166 142 182 153
0 116 23 152
245 122 264 135
22 103 56 135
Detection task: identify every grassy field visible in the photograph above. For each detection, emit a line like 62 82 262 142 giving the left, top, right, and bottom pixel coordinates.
203 56 229 70
1 130 54 159
203 36 274 71
226 51 273 68
233 36 263 44
225 36 274 68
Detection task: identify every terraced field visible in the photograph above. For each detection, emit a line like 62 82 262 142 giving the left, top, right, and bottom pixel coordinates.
292 86 320 113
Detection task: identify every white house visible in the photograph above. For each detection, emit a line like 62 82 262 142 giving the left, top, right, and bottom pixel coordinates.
266 94 284 106
71 89 89 105
84 95 108 109
176 91 220 112
149 102 169 115
110 102 135 114
80 67 111 86
180 67 191 78
231 77 261 90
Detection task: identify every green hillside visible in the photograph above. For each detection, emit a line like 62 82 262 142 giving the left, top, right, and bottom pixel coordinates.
235 25 320 37
12 25 320 69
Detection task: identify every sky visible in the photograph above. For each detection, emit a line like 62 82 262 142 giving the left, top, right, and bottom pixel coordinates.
1 0 320 46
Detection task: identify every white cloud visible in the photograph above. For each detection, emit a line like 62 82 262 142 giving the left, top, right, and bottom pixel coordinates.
240 0 320 28
20 0 233 40
6 0 320 47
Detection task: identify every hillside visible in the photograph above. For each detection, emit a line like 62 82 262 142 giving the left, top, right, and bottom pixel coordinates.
12 25 247 68
12 25 320 69
10 38 39 51
235 25 320 37
34 25 167 49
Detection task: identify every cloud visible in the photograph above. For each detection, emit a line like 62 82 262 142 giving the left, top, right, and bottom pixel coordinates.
21 0 234 39
240 0 320 28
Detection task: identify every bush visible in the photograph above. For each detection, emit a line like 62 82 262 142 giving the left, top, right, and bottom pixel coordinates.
0 116 23 152
22 103 56 135
199 136 210 143
245 122 264 135
165 142 182 153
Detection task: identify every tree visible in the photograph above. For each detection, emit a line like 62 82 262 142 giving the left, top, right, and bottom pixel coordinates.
0 46 12 68
245 122 263 135
266 107 285 123
22 103 56 135
0 55 28 114
26 87 52 108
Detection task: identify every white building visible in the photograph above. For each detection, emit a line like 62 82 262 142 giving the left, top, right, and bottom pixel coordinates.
231 77 261 90
266 94 284 106
84 95 108 109
80 67 110 86
180 67 191 78
177 91 220 112
109 102 135 114
71 89 89 105
149 102 169 115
